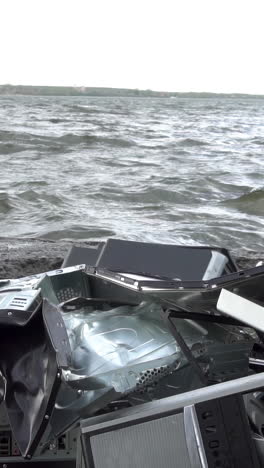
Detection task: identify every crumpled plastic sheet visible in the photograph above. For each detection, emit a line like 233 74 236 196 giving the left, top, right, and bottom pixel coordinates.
39 301 211 445
61 301 208 394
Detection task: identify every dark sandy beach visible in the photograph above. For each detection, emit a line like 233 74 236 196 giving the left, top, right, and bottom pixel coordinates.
0 237 262 279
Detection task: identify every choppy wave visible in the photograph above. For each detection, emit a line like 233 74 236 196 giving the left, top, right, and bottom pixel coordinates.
251 137 264 146
176 138 209 147
232 189 264 203
68 105 103 114
224 189 264 215
0 95 264 252
57 133 135 148
0 143 25 154
0 192 13 214
48 118 64 124
37 226 116 241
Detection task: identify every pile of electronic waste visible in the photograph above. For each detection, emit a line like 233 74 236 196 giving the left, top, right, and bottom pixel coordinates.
0 238 264 467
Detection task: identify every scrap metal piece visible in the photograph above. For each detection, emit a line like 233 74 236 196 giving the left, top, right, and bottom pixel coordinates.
163 310 208 386
249 343 264 373
217 289 264 332
0 289 42 326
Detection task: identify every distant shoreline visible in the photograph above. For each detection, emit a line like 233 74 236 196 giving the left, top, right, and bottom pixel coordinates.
0 84 263 99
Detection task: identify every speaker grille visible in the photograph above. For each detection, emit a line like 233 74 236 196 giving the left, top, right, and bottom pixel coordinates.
90 413 191 468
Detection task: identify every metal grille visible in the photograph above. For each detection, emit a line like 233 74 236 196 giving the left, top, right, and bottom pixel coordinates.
56 287 82 303
135 361 179 394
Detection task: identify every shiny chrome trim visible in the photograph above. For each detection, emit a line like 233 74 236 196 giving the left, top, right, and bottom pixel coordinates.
184 405 208 468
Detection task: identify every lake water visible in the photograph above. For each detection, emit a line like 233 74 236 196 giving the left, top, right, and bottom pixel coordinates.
0 95 263 255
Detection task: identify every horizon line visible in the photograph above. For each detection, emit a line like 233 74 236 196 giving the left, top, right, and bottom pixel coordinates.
0 83 264 98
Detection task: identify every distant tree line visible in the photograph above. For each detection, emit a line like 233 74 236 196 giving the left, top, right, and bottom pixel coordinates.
0 85 171 97
0 84 262 98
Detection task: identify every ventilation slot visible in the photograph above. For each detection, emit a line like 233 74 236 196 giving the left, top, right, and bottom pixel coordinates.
0 431 12 456
9 297 28 308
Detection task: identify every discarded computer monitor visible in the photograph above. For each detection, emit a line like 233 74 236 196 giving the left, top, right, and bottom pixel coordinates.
62 243 104 269
74 238 238 280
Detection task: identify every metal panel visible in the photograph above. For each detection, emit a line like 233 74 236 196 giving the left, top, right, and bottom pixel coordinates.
217 289 264 332
81 372 264 434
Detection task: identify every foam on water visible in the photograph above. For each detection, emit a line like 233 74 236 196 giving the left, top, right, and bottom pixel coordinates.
0 95 264 252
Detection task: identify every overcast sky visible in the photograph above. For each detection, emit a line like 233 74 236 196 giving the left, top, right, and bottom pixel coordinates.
1 0 264 94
